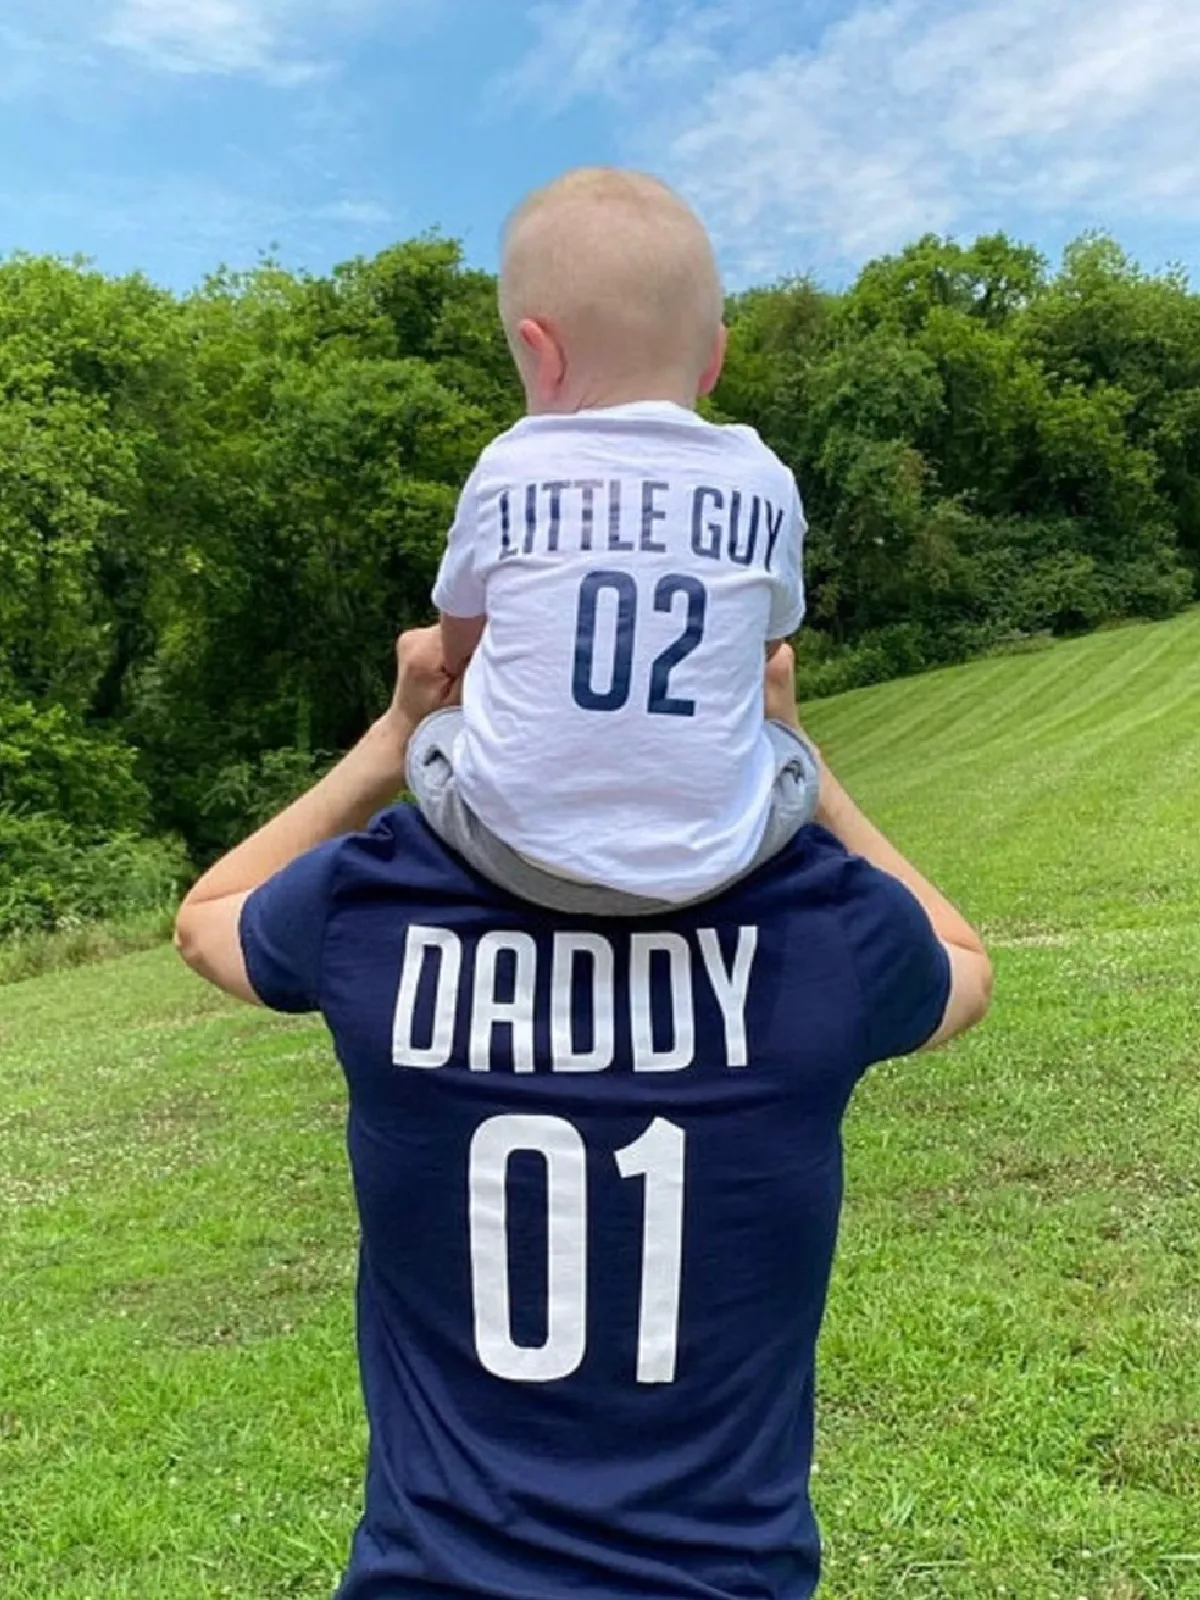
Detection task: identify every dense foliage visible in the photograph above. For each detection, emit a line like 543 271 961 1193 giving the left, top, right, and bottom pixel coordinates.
0 231 1197 931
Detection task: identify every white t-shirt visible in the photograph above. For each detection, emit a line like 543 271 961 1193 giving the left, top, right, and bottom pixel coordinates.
432 401 806 901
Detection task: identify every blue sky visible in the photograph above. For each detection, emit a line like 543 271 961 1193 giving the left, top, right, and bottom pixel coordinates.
2 0 1199 292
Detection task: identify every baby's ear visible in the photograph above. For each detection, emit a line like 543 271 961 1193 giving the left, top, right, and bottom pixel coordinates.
698 325 729 397
518 318 566 409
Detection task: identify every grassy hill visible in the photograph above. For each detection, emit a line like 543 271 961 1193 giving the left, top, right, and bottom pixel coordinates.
3 612 1199 1599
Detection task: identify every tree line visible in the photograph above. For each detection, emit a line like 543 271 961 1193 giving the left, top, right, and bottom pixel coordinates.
1 231 1197 935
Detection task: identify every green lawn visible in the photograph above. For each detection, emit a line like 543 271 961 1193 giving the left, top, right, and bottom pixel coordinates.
3 612 1200 1599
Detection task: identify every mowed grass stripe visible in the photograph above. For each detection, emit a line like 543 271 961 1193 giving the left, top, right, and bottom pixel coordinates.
814 613 1199 776
807 610 1200 938
2 610 1199 1598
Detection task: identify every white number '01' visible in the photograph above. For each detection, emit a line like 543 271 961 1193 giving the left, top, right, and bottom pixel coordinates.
468 1115 686 1385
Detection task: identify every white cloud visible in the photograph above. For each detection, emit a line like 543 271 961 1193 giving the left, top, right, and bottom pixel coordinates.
0 0 405 92
101 0 321 83
98 0 396 85
499 0 1200 281
314 198 396 227
494 0 733 117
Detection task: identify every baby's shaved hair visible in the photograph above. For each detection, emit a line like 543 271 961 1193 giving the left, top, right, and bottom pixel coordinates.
500 167 724 394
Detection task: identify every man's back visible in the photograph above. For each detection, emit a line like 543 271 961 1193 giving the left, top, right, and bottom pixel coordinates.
240 805 950 1600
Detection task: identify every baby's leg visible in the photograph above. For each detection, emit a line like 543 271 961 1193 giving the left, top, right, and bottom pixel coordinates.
746 723 821 873
406 707 474 853
405 712 675 917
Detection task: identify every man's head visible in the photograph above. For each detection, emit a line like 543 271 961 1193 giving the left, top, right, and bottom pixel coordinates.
499 167 726 414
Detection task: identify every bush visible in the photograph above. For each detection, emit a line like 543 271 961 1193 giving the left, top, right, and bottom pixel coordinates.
1118 557 1195 620
0 908 174 986
0 701 150 832
792 620 993 699
0 808 189 938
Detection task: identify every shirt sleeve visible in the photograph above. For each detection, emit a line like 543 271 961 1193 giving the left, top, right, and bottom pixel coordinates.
238 839 342 1014
767 476 807 639
838 858 953 1068
432 468 487 619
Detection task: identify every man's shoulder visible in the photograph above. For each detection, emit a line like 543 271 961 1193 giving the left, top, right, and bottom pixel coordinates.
243 806 471 923
723 829 950 1063
771 831 950 1059
328 804 496 901
730 828 935 948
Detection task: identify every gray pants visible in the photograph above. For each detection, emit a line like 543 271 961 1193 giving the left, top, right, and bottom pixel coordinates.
405 712 821 917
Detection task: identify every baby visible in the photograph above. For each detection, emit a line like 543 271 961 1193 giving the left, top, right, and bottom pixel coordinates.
407 167 818 915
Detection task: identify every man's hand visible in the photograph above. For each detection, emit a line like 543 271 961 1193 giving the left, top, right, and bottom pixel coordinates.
389 626 464 738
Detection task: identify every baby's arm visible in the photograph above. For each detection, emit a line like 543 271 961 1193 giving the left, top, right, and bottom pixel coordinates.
432 464 487 675
766 474 808 655
441 612 486 679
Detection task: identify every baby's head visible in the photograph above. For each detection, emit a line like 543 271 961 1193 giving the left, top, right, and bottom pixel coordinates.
499 167 726 415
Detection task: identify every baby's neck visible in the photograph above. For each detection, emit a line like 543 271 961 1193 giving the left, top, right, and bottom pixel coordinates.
527 377 700 417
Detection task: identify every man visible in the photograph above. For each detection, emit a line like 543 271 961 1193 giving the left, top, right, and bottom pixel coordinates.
176 628 991 1600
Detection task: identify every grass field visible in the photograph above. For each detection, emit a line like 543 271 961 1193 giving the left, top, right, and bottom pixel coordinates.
3 611 1200 1599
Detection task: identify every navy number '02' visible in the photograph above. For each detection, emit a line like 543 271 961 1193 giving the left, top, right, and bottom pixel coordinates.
572 571 708 717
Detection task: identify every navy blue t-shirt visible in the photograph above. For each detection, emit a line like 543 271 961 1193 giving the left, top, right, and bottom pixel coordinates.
240 807 950 1600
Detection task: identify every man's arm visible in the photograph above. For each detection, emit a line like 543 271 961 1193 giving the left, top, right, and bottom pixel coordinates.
813 762 993 1049
174 628 456 1006
766 648 992 1051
